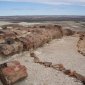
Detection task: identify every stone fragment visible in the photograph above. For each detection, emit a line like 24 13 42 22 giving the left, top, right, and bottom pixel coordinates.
0 61 28 85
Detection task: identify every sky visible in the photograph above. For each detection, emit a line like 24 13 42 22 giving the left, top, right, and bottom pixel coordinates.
0 0 85 16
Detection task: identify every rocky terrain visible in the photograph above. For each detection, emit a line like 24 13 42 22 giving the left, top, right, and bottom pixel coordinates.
0 21 85 85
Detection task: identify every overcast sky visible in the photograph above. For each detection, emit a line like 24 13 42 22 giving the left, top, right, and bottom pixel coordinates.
0 0 85 16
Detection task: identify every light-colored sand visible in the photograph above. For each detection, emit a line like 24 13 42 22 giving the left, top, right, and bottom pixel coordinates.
0 36 85 85
0 21 12 26
18 22 42 26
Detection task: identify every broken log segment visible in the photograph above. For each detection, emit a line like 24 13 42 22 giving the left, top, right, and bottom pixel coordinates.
73 72 85 84
0 60 28 85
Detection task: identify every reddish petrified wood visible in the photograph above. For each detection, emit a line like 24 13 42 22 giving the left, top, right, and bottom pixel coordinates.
0 61 28 85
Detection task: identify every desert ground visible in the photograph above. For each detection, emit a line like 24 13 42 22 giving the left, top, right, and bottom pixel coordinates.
0 21 85 85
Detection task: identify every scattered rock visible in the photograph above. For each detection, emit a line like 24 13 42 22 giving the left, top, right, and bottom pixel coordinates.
42 62 52 67
34 57 40 63
52 64 65 71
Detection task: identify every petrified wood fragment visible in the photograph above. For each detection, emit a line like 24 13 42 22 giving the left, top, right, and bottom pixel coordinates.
52 64 65 71
73 72 85 84
63 70 85 84
42 62 52 67
0 61 28 85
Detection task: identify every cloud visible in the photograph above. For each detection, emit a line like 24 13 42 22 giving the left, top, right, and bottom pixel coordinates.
0 0 85 6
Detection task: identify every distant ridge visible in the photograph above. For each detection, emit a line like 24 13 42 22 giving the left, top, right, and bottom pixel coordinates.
0 15 85 22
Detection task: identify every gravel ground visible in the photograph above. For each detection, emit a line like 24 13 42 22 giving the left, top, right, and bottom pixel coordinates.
0 36 85 85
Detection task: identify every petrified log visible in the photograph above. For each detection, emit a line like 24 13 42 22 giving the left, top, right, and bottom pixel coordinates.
0 61 28 85
19 26 63 50
0 24 63 56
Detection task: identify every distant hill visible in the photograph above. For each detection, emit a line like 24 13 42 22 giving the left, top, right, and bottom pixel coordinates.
0 15 85 22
